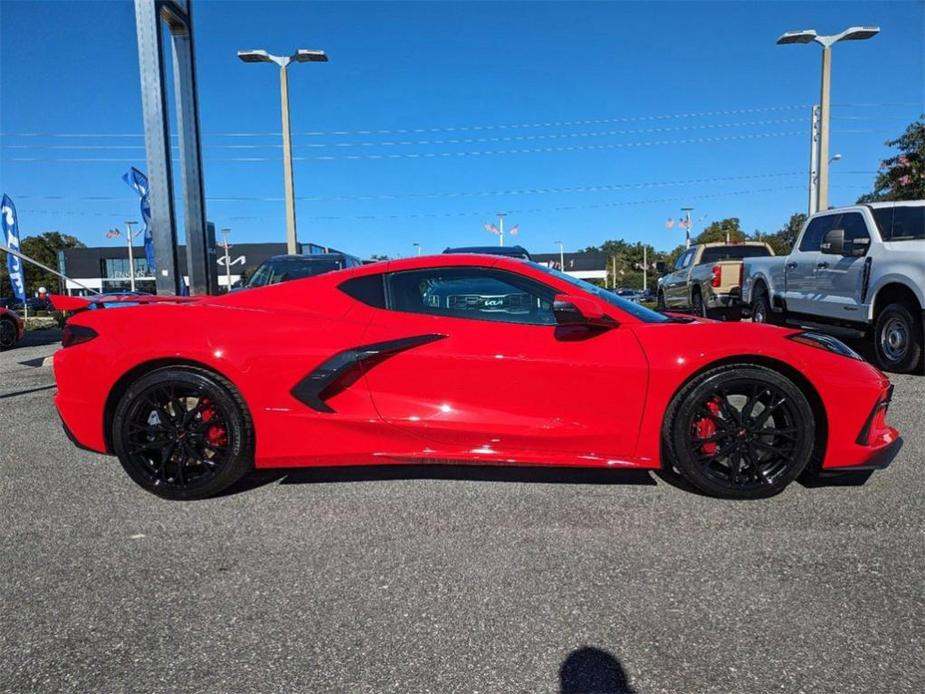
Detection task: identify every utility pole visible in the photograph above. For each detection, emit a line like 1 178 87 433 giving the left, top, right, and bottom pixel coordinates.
808 105 820 214
643 245 647 292
124 221 140 291
220 227 232 291
681 207 693 248
554 241 565 271
497 212 506 247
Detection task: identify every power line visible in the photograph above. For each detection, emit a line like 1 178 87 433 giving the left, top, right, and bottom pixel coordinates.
0 118 811 151
4 130 809 163
8 171 877 205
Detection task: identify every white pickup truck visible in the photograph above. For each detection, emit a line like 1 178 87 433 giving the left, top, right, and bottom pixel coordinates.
742 201 925 373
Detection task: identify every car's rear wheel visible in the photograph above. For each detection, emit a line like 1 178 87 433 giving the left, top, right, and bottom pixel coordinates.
0 318 17 350
873 302 923 374
112 367 253 500
750 287 780 326
692 292 708 318
663 365 815 499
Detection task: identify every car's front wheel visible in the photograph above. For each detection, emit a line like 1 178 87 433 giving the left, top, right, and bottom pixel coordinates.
112 366 254 500
663 364 815 499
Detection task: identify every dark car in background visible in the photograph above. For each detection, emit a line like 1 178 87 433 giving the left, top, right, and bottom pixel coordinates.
0 307 25 350
443 245 533 261
239 253 362 290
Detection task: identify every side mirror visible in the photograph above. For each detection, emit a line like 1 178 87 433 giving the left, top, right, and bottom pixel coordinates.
655 261 668 275
820 229 845 255
553 294 616 329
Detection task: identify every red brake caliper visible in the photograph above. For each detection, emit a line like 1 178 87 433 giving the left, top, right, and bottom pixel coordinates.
694 398 722 456
199 398 228 448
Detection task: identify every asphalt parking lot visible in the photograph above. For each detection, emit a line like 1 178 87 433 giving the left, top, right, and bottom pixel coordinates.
1 329 923 693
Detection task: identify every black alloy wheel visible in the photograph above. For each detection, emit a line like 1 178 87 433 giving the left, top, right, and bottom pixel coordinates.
664 364 815 499
873 302 924 374
112 367 253 500
0 319 16 350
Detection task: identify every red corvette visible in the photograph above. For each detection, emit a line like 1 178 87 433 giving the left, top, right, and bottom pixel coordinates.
52 254 900 500
0 307 25 350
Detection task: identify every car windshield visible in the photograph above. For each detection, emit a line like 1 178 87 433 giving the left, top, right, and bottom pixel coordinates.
871 206 925 241
530 263 671 323
699 245 772 263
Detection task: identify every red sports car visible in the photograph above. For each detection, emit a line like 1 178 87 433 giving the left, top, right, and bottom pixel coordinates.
0 307 25 350
52 255 900 500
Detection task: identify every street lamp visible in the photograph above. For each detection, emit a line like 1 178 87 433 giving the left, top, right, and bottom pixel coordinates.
237 48 328 254
412 242 422 256
776 26 879 211
554 240 565 270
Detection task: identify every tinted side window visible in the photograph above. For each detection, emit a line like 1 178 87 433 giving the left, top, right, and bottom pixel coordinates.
799 215 836 252
873 206 925 241
700 246 772 263
675 250 693 270
387 268 556 325
339 275 386 308
838 213 870 246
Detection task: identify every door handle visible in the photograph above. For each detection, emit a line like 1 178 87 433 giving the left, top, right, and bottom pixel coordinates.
786 262 798 269
816 261 829 269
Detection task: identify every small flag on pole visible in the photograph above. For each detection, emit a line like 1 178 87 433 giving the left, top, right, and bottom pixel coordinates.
508 225 519 236
106 228 121 239
664 218 675 229
484 223 499 235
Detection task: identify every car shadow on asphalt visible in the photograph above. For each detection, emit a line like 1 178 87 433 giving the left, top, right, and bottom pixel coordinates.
560 646 636 694
20 328 63 347
220 464 658 497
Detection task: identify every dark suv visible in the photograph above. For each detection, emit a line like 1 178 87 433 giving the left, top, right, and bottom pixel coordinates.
242 253 362 290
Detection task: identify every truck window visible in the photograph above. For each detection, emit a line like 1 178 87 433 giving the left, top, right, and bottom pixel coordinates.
871 206 925 241
675 249 694 270
699 246 772 264
840 212 870 245
799 215 837 252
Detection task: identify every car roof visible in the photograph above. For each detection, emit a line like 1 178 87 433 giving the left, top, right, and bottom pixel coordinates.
863 200 925 209
264 253 347 263
443 245 530 256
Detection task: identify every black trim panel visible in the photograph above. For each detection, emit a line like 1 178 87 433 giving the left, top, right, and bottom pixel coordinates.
291 334 446 413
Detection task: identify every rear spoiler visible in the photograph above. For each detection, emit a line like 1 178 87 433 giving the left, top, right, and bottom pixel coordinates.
49 294 200 312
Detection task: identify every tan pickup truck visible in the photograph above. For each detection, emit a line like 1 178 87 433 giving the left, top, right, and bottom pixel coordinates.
656 242 775 320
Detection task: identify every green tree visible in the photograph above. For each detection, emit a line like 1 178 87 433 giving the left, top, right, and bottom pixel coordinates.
693 218 747 245
0 231 84 298
759 213 806 256
857 117 925 202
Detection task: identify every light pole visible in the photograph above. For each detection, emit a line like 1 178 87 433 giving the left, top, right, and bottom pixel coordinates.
496 212 507 247
238 48 328 255
124 221 140 291
777 26 879 212
412 242 422 256
554 240 564 271
220 228 232 291
681 207 693 248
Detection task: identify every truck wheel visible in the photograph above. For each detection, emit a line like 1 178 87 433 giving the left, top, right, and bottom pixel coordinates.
751 288 781 326
692 292 708 318
873 303 924 374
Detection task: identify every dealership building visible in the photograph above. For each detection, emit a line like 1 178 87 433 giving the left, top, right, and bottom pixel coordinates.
57 244 610 295
57 241 338 295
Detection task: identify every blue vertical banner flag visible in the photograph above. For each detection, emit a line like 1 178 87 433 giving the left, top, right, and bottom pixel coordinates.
1 194 27 302
122 167 155 271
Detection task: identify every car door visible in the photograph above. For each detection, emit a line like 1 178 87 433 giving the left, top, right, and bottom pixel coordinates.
358 264 649 463
814 211 872 322
663 249 695 308
783 213 837 314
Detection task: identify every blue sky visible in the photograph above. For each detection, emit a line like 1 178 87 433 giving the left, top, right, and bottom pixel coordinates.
1 0 923 257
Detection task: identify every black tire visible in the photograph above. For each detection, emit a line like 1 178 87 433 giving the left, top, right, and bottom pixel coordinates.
656 290 666 311
112 366 254 500
0 318 17 351
873 302 924 374
691 292 708 318
662 364 815 499
750 287 781 326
